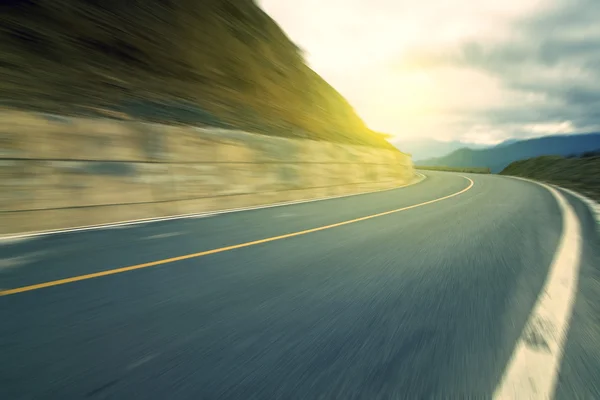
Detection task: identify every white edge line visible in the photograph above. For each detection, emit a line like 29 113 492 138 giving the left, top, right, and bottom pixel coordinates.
555 186 596 205
552 186 600 227
0 173 427 242
503 175 599 227
494 176 583 399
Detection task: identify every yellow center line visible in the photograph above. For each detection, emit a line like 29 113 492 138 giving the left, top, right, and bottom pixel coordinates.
0 176 474 297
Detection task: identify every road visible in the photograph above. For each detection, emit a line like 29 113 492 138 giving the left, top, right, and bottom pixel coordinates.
1 171 599 399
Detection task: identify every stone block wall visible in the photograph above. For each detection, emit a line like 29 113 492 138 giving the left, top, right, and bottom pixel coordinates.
0 110 414 234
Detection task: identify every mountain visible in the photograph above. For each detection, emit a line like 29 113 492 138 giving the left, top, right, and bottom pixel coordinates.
390 139 488 161
417 133 600 173
0 0 392 148
494 138 520 148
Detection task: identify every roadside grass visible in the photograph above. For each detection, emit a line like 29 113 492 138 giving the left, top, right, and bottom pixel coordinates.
500 154 600 202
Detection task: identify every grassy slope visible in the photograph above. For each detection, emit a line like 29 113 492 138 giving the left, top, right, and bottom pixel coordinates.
0 0 393 149
500 154 600 201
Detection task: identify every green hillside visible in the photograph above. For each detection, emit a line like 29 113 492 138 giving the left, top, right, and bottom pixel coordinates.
500 152 600 201
0 0 393 148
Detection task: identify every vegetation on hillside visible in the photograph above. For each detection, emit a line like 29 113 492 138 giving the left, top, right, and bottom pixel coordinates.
500 151 600 201
0 0 393 148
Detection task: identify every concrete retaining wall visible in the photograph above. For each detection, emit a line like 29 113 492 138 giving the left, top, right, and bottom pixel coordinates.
0 110 415 235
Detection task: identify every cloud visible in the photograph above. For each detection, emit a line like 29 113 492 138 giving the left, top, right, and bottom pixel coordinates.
398 0 600 139
258 0 600 142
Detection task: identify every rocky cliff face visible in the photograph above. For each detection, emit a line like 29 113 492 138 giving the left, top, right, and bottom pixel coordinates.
0 0 393 148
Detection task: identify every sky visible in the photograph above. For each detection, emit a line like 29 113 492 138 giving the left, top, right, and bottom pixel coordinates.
257 0 600 144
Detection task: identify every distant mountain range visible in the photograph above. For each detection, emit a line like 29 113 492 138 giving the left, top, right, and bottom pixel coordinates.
391 139 489 161
413 133 600 173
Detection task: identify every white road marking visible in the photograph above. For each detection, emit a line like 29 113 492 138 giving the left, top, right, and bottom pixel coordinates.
0 250 55 271
275 213 296 218
125 354 157 371
0 255 35 271
0 236 38 246
494 179 583 400
143 232 183 240
0 173 426 241
556 186 600 232
109 224 146 230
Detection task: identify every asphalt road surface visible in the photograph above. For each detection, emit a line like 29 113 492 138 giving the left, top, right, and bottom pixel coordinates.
1 171 599 399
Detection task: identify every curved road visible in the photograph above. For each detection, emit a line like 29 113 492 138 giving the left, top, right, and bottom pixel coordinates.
1 171 599 399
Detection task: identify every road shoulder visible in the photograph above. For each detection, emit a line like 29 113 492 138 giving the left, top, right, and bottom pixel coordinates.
553 188 600 400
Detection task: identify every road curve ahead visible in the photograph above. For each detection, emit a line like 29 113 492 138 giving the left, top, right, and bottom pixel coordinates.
1 171 599 399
